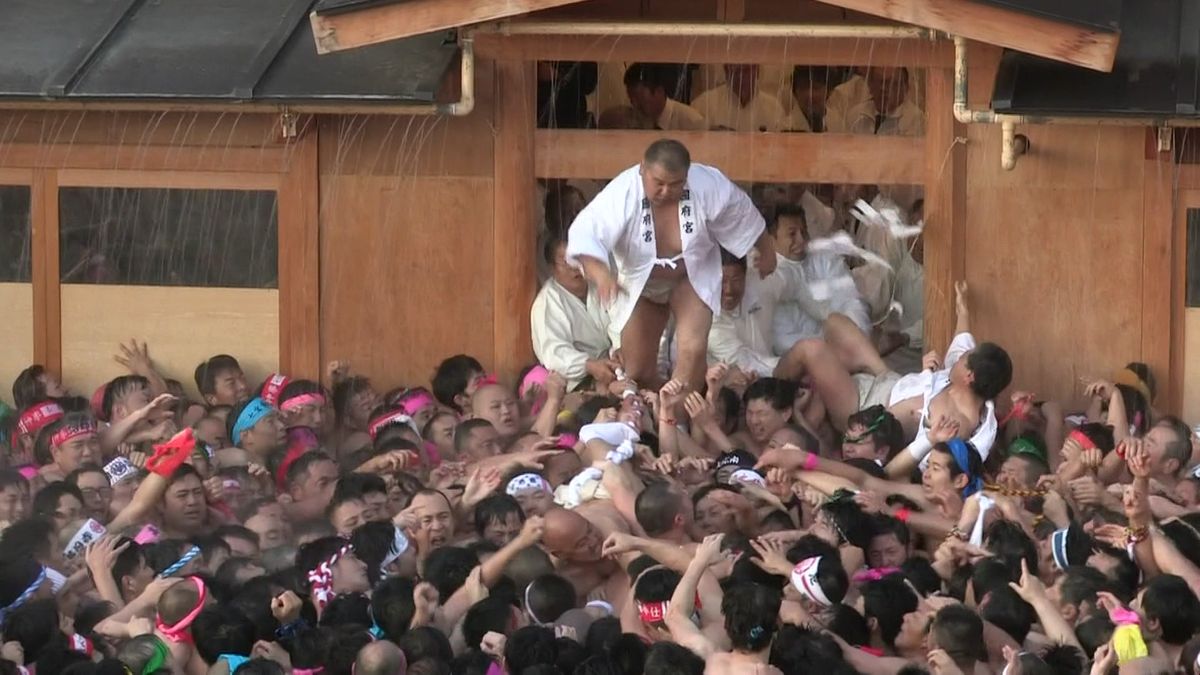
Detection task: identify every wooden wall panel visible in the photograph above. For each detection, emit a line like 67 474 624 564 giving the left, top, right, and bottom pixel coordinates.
59 285 279 400
319 174 496 389
0 111 279 148
0 283 34 398
964 124 1146 406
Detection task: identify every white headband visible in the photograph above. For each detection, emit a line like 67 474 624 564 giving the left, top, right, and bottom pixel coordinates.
103 457 136 486
63 519 107 561
729 469 766 488
506 473 550 496
381 526 410 569
791 556 832 607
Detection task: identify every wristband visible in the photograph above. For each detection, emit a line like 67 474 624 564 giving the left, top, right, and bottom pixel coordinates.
660 417 677 427
906 434 934 461
146 428 197 478
275 619 309 640
803 453 818 471
893 507 911 523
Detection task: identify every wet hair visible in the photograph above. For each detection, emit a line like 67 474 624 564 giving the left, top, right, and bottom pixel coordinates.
932 441 984 493
101 375 150 421
526 573 576 625
861 573 919 648
1074 422 1116 454
1153 416 1193 475
980 586 1034 643
191 605 256 666
370 576 416 641
423 547 479 600
454 419 495 455
847 405 905 460
0 469 28 494
931 605 986 667
348 520 394 585
167 462 203 488
984 520 1037 574
450 650 493 675
463 597 515 650
334 473 388 504
0 557 45 620
643 139 691 173
195 355 242 397
473 494 525 537
215 557 261 591
327 625 375 675
34 411 95 465
234 660 286 675
645 642 705 675
1074 615 1115 658
503 626 558 673
844 457 886 479
111 538 146 595
743 377 797 412
65 463 109 489
319 592 372 627
331 376 373 426
634 482 685 537
761 509 796 531
296 536 351 589
13 365 51 410
1091 543 1139 600
900 557 942 596
4 598 63 662
870 514 911 549
432 355 484 412
1142 574 1200 644
284 451 335 492
826 603 870 646
964 343 1012 400
819 497 874 550
769 625 857 675
971 558 1017 600
767 203 809 239
277 379 325 411
397 626 453 665
1059 566 1110 610
0 516 55 562
32 481 84 519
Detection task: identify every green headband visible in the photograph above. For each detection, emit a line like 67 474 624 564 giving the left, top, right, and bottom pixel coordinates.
143 637 169 675
843 412 887 444
1008 437 1046 464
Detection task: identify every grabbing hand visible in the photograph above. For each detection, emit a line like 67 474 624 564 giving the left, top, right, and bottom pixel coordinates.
114 339 155 377
684 391 715 429
705 363 729 394
601 532 637 558
544 371 568 402
953 280 969 319
518 515 546 545
922 350 942 372
658 379 686 414
749 536 793 576
271 591 303 624
696 533 726 565
1007 559 1046 604
85 535 129 573
927 415 960 444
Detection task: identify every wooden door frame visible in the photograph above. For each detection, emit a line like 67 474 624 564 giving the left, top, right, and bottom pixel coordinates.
0 114 320 380
1172 185 1200 414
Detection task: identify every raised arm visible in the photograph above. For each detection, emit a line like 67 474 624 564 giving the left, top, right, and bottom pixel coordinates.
665 534 723 660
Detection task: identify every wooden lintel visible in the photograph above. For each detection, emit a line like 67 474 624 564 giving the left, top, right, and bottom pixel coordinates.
0 144 292 173
813 0 1119 72
536 130 924 185
474 32 951 67
310 0 585 53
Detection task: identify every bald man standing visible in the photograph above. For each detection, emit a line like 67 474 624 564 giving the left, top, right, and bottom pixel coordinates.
355 641 407 675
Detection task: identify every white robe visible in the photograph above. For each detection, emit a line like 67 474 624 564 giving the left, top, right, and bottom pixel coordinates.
566 163 765 334
530 279 616 390
772 252 870 355
707 264 804 378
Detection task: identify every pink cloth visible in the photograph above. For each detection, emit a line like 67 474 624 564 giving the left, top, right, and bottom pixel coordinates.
520 366 551 416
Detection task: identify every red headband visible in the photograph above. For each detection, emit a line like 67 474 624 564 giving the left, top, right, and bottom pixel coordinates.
281 393 326 412
17 401 64 438
1069 429 1097 452
51 422 96 448
260 374 291 407
636 594 702 625
308 544 352 612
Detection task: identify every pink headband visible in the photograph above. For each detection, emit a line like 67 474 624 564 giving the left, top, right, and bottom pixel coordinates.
155 577 207 643
398 391 436 417
51 422 97 448
308 544 352 612
281 393 326 412
16 401 64 438
260 374 292 407
520 366 551 416
368 410 414 440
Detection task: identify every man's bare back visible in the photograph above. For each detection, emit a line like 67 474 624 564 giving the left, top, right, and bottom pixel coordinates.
705 651 782 675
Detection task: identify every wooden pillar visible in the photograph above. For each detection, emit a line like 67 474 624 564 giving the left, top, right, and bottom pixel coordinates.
923 67 966 352
492 60 538 380
1143 146 1176 409
278 120 322 380
32 168 61 374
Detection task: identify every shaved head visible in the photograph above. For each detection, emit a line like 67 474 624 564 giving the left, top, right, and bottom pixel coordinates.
542 508 603 563
355 640 406 675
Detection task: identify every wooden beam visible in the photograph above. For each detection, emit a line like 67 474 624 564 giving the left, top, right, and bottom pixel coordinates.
922 67 966 353
536 130 924 184
493 60 538 381
277 125 322 380
0 144 291 173
1143 153 1176 409
474 32 951 66
311 0 585 53
813 0 1119 72
31 169 61 375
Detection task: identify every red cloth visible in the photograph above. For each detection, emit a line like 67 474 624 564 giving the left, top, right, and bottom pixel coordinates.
147 428 197 478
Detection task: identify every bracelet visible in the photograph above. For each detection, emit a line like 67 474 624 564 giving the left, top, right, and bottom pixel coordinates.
660 417 677 426
1126 525 1149 545
894 507 911 523
275 618 308 640
947 526 967 541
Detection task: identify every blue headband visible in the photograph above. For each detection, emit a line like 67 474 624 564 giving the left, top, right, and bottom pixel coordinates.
1051 527 1071 571
946 438 983 497
0 566 45 626
231 397 273 446
159 545 202 578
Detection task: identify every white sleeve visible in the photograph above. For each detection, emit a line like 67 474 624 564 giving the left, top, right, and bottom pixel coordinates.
707 314 777 378
944 332 977 371
699 166 765 258
530 291 591 384
565 173 632 268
